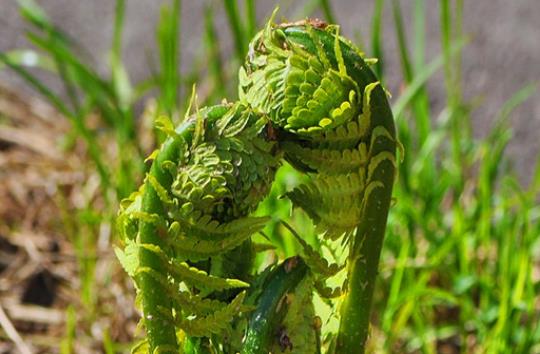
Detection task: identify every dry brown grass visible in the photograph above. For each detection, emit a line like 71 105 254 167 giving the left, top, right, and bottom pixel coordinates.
0 85 138 354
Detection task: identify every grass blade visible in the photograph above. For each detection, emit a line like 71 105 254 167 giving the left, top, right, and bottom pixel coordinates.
0 49 55 72
110 0 133 111
0 52 71 117
391 0 431 144
392 38 467 118
391 0 412 82
371 0 385 79
245 0 257 39
0 53 110 190
413 0 425 70
204 5 226 100
319 0 336 24
156 0 182 116
224 0 246 62
18 0 73 45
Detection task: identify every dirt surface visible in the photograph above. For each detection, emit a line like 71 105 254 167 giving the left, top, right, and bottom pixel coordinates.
0 84 138 353
1 1 539 182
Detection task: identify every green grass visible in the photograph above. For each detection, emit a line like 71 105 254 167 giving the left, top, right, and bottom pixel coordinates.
1 0 539 352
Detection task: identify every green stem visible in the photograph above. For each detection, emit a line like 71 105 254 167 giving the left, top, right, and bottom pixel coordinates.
137 105 229 353
335 87 396 353
241 257 308 354
138 138 182 352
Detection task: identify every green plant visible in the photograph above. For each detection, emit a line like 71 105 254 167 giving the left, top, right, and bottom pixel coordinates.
4 0 537 352
116 12 396 353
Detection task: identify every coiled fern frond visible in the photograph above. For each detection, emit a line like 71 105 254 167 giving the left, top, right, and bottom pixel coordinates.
117 102 282 351
117 12 396 354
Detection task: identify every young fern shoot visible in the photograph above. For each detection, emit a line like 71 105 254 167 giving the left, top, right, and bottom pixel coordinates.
117 12 396 354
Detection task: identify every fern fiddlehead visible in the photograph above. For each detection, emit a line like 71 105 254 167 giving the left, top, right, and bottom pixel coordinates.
118 102 282 352
240 17 397 352
117 12 396 354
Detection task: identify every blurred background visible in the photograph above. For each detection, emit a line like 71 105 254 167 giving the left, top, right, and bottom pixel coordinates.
0 0 539 353
2 1 539 177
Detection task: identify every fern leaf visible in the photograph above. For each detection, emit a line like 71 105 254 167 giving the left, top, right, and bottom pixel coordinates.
314 280 346 299
168 261 249 291
283 142 367 174
172 290 230 315
178 291 246 337
287 172 365 236
168 229 260 261
114 241 139 277
191 216 269 239
146 174 173 206
308 120 363 149
288 226 344 278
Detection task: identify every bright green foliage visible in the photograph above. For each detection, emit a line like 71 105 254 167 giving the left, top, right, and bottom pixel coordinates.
117 13 395 354
241 257 311 354
117 102 283 351
240 20 360 135
287 172 366 238
239 20 395 353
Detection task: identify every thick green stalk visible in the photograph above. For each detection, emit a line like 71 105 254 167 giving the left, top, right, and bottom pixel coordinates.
281 25 397 352
241 257 308 354
137 138 182 352
335 87 396 353
136 107 227 353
